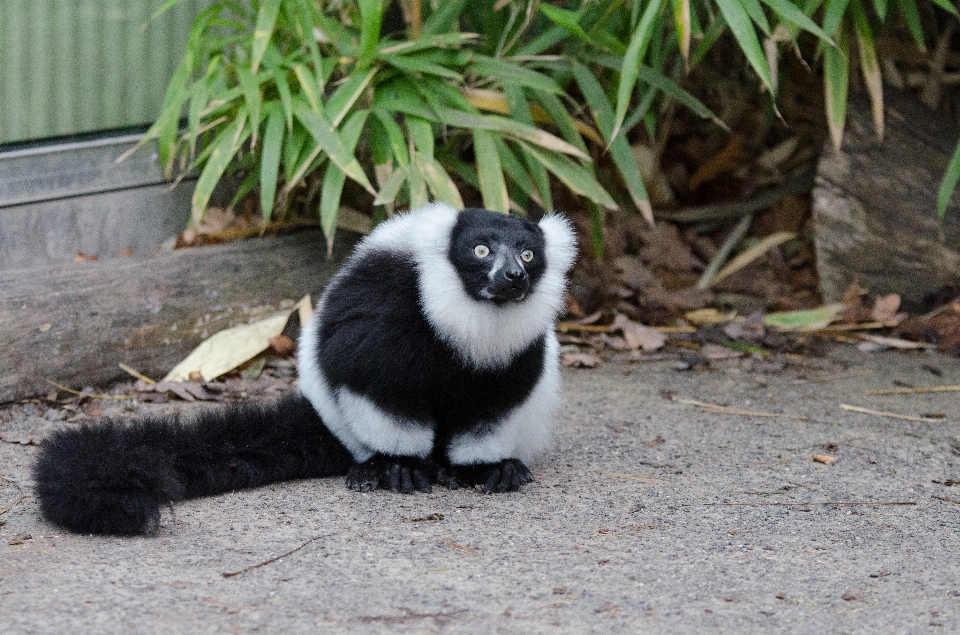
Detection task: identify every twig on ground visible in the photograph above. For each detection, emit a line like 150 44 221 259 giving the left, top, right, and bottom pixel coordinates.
601 472 660 483
689 501 916 507
866 385 960 395
44 380 132 401
222 534 326 578
839 404 944 423
674 397 839 425
933 495 960 505
118 363 156 385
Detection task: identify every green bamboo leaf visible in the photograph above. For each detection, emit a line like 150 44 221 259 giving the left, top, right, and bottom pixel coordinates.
518 142 617 211
288 0 324 70
714 0 775 93
823 22 849 152
637 67 726 129
760 0 835 44
421 0 469 35
897 0 924 47
293 64 323 113
380 32 478 55
408 157 429 209
326 67 377 126
407 116 435 163
612 0 667 143
235 65 262 148
927 0 959 15
872 0 888 19
473 129 510 213
382 53 464 80
672 0 692 62
823 0 851 40
374 165 408 206
420 155 464 209
294 102 376 195
283 124 307 183
504 84 552 211
741 0 773 35
293 102 376 194
571 62 650 220
538 4 592 43
320 110 370 251
357 0 384 71
193 108 251 222
691 11 729 66
493 136 538 204
373 109 410 167
274 68 293 132
230 169 261 211
851 1 883 141
435 146 481 190
938 142 960 219
468 55 563 95
260 105 285 222
250 0 281 73
533 92 589 154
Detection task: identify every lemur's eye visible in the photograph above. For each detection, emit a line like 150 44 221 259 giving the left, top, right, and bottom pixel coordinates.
520 249 534 262
474 245 490 258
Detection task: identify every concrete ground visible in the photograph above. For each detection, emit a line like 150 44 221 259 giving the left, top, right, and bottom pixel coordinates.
2 344 959 634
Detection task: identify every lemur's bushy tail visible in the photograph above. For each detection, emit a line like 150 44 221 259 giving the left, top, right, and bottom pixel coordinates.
33 392 353 536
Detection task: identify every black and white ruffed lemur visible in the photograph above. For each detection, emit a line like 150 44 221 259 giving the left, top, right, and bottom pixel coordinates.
34 203 578 535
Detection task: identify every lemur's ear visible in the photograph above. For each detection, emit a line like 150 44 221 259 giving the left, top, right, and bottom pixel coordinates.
538 214 578 274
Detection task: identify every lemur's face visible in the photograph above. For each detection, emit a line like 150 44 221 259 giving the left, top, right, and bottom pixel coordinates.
448 209 548 305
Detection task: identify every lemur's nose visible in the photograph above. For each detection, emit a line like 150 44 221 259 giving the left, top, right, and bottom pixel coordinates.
505 268 528 282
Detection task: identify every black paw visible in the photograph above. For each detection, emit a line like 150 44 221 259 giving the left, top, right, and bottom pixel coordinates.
439 459 533 494
345 454 433 494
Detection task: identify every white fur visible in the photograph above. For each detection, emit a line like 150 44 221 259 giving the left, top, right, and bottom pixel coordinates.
447 331 561 465
335 388 435 458
296 310 375 462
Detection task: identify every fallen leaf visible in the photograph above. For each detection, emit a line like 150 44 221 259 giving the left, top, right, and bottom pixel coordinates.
871 294 901 322
764 304 843 331
561 352 603 368
116 247 134 258
269 334 296 357
74 252 98 262
839 282 871 323
611 314 666 351
811 453 837 466
684 308 736 327
163 311 293 382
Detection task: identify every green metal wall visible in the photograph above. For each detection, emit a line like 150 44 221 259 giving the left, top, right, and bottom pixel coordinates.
0 1 212 145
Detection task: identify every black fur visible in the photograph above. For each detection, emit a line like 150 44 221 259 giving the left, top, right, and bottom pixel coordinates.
34 393 353 535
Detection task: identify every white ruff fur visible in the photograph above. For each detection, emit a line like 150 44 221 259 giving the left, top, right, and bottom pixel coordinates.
298 202 577 464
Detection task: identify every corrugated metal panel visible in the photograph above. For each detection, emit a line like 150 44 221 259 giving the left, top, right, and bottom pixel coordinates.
0 0 212 144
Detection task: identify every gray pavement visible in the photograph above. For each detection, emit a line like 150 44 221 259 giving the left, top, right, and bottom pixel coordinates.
2 344 960 634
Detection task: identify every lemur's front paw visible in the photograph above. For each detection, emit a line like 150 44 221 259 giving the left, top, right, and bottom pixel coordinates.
439 459 533 494
346 454 433 494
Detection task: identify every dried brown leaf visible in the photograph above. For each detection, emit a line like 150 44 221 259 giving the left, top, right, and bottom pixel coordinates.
871 294 901 322
611 314 666 351
561 352 603 368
